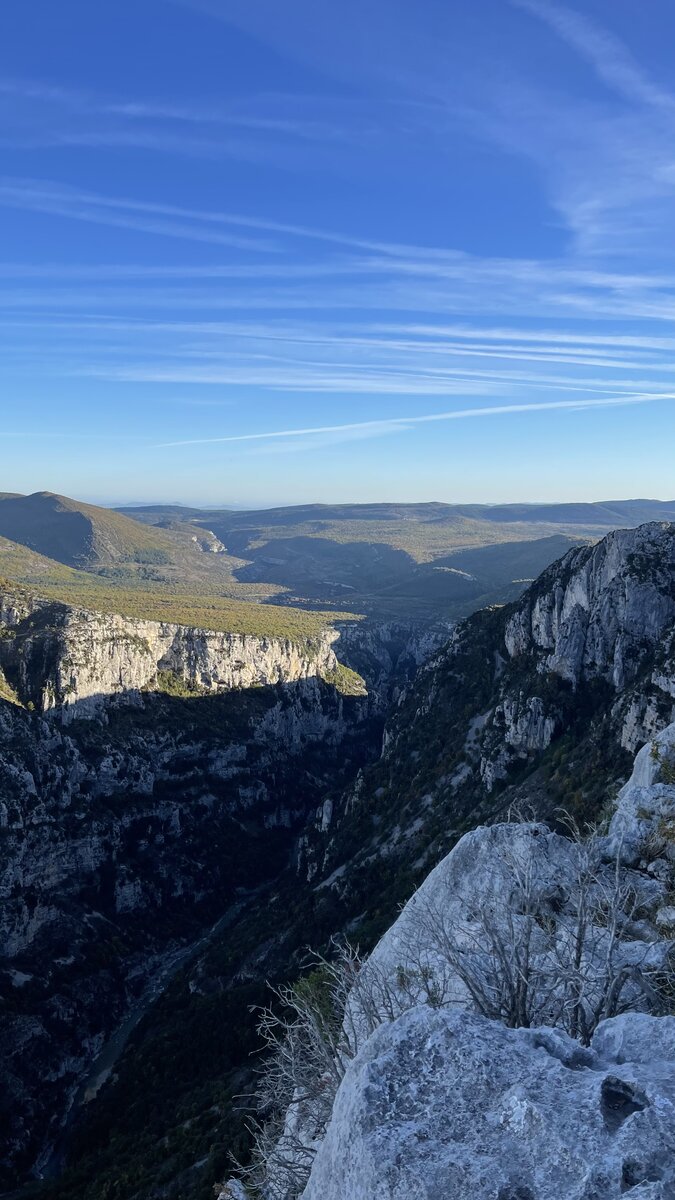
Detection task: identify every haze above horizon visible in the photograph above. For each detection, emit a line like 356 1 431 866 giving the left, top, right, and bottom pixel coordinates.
2 0 675 506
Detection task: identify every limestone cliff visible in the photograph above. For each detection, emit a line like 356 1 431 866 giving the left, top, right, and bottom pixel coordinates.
303 522 675 892
0 586 339 721
502 521 675 750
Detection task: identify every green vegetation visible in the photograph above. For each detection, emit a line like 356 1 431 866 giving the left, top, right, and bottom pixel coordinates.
0 665 20 705
0 536 78 583
33 580 356 641
204 503 601 564
243 514 513 562
0 540 360 643
320 662 367 696
130 547 171 565
152 670 207 698
651 739 675 785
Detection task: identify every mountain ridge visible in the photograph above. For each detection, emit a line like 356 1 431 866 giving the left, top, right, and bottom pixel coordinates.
117 496 675 531
0 490 612 625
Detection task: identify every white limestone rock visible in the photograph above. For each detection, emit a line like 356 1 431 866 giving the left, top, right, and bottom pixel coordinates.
357 821 580 1018
504 524 675 692
301 1007 675 1200
281 726 675 1199
607 722 675 864
0 585 341 721
218 1180 248 1199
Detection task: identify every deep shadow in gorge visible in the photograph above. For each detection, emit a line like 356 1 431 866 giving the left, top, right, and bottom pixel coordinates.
0 676 384 1195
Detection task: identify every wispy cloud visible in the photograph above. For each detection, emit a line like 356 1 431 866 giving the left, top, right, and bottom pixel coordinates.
0 181 283 252
106 99 351 141
9 296 675 408
0 74 380 166
7 172 675 325
88 363 505 396
5 255 675 329
156 393 672 449
0 177 444 257
512 0 675 110
429 6 674 262
3 3 675 501
0 78 83 103
381 324 675 352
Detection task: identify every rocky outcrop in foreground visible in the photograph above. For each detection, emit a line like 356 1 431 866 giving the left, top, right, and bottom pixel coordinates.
264 723 675 1200
303 1008 675 1200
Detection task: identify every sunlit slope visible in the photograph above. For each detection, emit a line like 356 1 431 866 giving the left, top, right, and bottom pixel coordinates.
0 534 356 642
0 492 174 568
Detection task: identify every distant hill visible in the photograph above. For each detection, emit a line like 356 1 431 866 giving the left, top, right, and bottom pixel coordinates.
453 499 675 525
0 492 174 568
115 503 207 524
122 498 675 536
4 492 669 629
377 534 584 612
123 498 675 620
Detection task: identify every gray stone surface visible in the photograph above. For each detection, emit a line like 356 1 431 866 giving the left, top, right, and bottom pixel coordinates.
302 1007 675 1200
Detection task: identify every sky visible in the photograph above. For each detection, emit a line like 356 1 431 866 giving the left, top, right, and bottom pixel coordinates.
1 0 675 507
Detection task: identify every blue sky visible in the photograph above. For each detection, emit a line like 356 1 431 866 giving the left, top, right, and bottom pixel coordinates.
1 0 675 506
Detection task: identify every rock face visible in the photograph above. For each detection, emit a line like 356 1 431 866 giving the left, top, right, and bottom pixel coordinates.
304 522 675 895
607 722 675 865
356 721 675 1019
500 522 675 757
292 723 675 1200
0 680 371 1184
444 521 675 776
302 1008 675 1200
334 618 452 712
503 523 675 690
0 586 339 721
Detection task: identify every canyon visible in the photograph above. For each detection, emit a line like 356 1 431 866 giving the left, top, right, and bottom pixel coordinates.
1 518 674 1199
